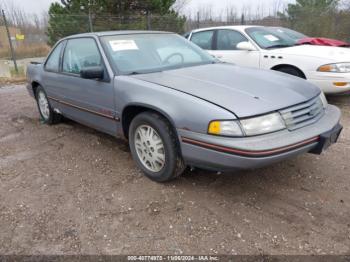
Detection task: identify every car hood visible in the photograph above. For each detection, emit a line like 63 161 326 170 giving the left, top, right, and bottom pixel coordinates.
131 63 320 118
269 45 350 61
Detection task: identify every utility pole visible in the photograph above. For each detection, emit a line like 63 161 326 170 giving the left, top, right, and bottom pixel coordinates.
88 0 93 32
2 9 18 73
241 13 245 25
197 11 200 29
88 10 93 32
146 10 151 30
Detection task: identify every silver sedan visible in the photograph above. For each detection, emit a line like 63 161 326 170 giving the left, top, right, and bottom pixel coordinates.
27 31 342 182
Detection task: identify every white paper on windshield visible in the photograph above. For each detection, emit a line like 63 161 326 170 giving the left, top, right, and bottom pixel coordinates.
264 35 279 42
109 40 138 51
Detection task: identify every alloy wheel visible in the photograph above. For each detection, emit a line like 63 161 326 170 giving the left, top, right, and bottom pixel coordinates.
134 125 166 172
38 91 50 120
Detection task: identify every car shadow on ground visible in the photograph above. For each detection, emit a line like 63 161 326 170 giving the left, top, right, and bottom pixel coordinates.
43 93 349 197
58 115 310 194
326 92 350 105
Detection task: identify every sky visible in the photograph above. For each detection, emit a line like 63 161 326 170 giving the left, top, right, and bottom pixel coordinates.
0 0 58 15
0 0 294 17
182 0 293 18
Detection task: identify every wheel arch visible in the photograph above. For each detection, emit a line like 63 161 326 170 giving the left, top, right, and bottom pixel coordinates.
121 103 179 141
270 64 307 79
31 81 42 97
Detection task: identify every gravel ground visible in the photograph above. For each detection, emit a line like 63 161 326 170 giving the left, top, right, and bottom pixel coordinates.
0 84 349 255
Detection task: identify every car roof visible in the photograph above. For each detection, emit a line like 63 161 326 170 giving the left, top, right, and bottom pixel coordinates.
63 30 173 39
190 25 262 33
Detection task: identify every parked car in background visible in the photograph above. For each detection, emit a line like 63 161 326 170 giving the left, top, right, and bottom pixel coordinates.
270 27 350 47
297 37 350 47
186 26 350 94
27 31 342 182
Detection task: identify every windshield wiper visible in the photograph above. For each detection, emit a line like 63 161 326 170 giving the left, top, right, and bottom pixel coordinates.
126 69 163 75
265 44 293 49
127 71 142 75
126 61 216 75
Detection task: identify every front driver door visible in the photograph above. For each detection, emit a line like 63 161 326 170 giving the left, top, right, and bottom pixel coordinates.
211 29 260 68
58 37 117 136
42 40 66 111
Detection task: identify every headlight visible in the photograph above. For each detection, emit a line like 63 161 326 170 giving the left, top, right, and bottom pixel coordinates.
240 112 286 136
319 92 328 108
318 63 350 73
208 112 286 137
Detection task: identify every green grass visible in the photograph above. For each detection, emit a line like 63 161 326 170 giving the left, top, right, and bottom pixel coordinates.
10 66 25 78
0 66 27 86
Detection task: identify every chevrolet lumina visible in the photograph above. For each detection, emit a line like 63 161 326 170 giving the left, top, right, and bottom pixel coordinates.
27 31 342 182
186 26 350 94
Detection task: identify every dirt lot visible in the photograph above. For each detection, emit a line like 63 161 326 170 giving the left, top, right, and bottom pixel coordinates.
0 84 349 255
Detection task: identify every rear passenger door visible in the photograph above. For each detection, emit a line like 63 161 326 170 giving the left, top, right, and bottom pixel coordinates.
189 30 215 53
59 37 117 136
211 29 260 68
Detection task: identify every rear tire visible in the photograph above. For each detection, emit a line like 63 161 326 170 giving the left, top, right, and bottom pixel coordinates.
276 66 305 79
35 86 61 125
129 112 186 182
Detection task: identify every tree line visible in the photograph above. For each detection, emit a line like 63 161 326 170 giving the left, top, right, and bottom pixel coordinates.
47 0 187 45
279 0 350 41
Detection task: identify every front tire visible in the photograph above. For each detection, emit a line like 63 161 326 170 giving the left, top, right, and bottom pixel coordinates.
35 86 61 125
129 112 186 182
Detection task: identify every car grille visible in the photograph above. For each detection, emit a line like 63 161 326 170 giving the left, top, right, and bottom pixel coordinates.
279 96 325 131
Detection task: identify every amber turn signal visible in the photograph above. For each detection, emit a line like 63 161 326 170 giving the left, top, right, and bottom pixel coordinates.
318 65 333 72
333 82 347 87
208 121 221 135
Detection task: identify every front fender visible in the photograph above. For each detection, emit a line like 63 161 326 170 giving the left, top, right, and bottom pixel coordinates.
261 53 333 80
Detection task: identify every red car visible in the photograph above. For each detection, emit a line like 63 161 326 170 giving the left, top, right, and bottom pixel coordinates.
272 27 350 47
298 37 350 47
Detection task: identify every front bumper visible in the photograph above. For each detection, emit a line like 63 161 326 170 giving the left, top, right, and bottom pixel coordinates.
308 71 350 94
178 105 342 171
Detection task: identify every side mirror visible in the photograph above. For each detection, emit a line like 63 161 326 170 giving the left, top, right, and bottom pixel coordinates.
236 41 256 51
80 66 104 80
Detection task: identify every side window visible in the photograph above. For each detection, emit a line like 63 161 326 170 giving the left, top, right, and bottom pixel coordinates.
63 38 102 75
217 30 248 50
45 41 64 72
190 30 214 50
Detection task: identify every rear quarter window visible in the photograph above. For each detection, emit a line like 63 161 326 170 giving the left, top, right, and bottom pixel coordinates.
45 41 64 72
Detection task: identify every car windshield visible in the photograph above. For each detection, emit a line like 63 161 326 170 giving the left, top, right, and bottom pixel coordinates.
245 27 302 49
272 27 307 41
101 33 216 75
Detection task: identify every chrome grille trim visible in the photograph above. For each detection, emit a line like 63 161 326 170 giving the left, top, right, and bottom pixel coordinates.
280 96 325 131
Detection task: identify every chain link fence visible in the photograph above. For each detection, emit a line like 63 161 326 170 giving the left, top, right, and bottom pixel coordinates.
0 11 49 61
47 14 186 45
185 16 284 32
1 11 350 61
1 13 285 60
0 13 187 77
